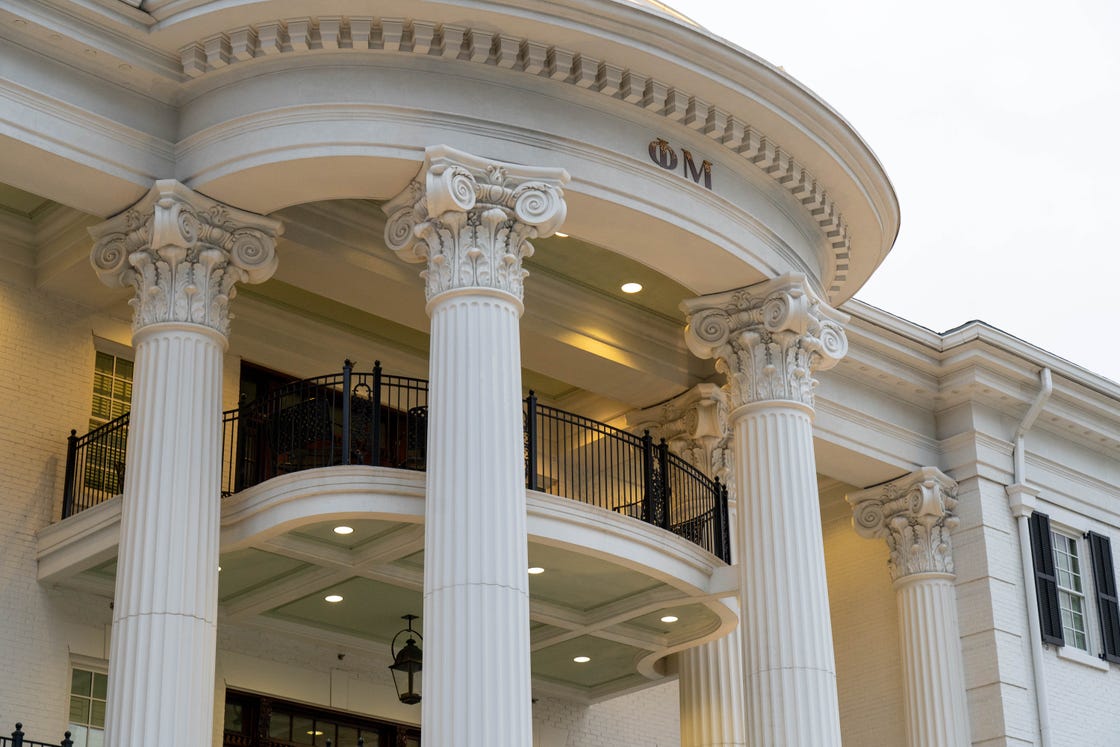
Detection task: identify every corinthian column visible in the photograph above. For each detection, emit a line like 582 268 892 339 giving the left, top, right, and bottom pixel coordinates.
89 181 281 746
683 274 847 747
384 146 568 746
630 385 745 747
847 468 971 747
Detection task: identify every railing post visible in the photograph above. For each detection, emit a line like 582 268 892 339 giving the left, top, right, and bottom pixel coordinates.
713 477 728 562
526 391 538 491
61 731 74 747
11 723 23 747
62 429 78 519
657 438 671 530
641 430 655 525
342 359 353 465
371 361 382 467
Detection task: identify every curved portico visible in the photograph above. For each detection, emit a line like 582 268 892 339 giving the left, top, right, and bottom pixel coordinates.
3 1 901 745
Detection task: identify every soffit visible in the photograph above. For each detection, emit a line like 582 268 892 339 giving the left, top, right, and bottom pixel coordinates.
64 514 726 699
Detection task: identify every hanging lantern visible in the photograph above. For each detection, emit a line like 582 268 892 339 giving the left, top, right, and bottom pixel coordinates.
389 614 423 705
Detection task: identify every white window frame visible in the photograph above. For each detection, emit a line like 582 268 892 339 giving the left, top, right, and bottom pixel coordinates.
67 655 109 747
1049 525 1095 655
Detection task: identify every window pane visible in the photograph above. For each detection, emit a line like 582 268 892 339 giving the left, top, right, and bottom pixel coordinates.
92 673 108 700
67 726 88 747
116 358 133 379
95 352 114 373
224 703 244 732
71 669 92 696
291 715 316 744
269 712 292 740
88 730 104 747
90 699 106 728
336 725 360 747
70 696 91 723
91 396 112 421
93 370 112 396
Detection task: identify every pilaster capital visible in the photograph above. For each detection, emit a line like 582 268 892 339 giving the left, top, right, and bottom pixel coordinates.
627 383 734 492
89 180 282 337
681 274 848 410
383 145 570 305
847 467 960 582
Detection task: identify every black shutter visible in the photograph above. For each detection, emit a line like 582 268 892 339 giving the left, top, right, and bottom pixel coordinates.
1029 511 1065 646
1088 532 1120 664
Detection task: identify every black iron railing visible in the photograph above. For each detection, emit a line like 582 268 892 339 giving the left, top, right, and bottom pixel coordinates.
62 361 730 561
220 361 428 496
62 414 130 519
1 724 73 747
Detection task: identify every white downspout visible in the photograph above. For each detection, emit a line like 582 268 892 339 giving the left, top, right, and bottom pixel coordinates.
1006 367 1053 747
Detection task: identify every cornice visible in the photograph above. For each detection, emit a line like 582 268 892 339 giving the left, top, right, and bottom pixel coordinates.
1 0 178 87
0 75 175 188
171 14 857 301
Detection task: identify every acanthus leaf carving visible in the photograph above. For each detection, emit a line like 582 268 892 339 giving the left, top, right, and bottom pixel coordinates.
89 180 283 337
383 146 569 304
627 383 735 495
682 274 848 410
846 467 960 582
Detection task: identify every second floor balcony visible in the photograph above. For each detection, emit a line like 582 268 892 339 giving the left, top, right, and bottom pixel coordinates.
61 360 731 564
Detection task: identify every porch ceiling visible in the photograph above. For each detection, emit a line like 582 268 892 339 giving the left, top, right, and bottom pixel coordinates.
47 473 734 703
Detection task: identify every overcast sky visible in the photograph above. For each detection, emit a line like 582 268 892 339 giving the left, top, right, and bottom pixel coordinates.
676 0 1120 384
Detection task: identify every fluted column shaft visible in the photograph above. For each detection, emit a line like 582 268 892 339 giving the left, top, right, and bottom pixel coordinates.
106 324 225 746
736 402 841 745
679 598 746 747
683 275 848 747
90 180 281 746
848 467 970 747
895 574 971 747
422 291 531 744
384 146 568 746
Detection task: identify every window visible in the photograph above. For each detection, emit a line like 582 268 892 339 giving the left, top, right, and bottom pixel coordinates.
84 351 132 493
90 350 133 428
1030 511 1120 664
68 666 107 747
1052 530 1089 651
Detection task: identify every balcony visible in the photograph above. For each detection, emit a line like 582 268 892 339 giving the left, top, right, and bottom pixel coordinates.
62 361 731 563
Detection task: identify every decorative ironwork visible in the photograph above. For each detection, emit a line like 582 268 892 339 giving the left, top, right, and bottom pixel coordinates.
61 360 731 561
1 723 73 747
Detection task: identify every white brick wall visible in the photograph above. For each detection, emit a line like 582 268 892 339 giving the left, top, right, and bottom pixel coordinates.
532 681 680 747
820 481 908 746
0 278 111 737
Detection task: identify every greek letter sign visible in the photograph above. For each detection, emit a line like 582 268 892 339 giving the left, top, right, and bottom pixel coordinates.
648 138 713 190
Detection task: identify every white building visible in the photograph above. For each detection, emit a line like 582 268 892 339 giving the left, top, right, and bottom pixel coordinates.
1 1 1118 745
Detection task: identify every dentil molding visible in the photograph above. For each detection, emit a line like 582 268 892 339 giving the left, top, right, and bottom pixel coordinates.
89 180 283 336
175 15 853 299
847 467 961 582
383 145 568 304
681 273 848 410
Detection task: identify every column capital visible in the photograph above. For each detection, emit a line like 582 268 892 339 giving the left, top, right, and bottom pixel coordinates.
681 274 848 410
383 145 569 305
89 180 282 337
847 467 961 582
627 383 734 491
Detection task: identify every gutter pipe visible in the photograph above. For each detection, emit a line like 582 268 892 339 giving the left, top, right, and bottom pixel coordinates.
1006 367 1053 747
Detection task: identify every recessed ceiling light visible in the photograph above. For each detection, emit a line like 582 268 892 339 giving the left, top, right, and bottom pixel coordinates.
554 232 569 238
333 525 354 535
307 730 324 736
573 656 591 663
528 567 545 575
660 615 679 623
620 282 643 294
217 566 222 572
324 594 344 603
